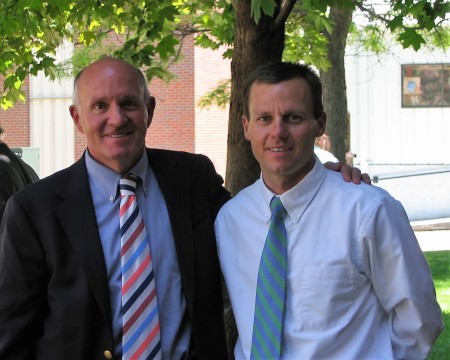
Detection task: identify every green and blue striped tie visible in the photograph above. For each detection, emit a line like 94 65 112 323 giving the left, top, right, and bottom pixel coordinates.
250 196 287 360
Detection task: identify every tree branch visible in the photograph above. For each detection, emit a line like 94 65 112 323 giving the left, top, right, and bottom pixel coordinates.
274 0 297 30
354 1 391 23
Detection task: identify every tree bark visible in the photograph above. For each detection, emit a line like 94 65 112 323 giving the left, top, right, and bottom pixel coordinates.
225 0 288 196
320 6 353 162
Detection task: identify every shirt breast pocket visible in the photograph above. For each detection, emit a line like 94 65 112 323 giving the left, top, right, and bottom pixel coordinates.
295 265 355 330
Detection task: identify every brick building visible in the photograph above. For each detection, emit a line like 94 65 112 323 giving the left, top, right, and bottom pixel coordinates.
0 78 31 147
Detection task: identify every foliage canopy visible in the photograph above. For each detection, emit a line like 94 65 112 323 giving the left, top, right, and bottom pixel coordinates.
1 0 449 110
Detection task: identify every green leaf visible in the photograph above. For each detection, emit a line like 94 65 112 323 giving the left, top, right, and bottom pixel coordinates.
251 0 277 24
144 66 172 82
79 31 97 46
222 48 234 59
195 34 220 50
398 28 426 51
197 79 231 109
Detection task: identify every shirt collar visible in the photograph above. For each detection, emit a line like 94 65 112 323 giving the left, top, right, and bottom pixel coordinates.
85 150 149 203
258 155 327 223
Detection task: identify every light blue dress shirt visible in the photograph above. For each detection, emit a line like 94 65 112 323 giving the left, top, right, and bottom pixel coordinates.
86 150 190 359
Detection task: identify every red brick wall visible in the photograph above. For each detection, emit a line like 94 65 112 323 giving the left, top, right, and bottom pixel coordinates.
146 36 195 152
74 125 87 159
0 77 31 147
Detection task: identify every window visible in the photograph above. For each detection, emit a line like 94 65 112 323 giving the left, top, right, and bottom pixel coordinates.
402 64 450 107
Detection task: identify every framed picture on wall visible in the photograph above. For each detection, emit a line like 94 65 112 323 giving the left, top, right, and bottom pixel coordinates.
402 64 450 107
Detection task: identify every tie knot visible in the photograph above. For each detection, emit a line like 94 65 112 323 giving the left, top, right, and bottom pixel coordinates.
270 196 286 218
119 174 139 196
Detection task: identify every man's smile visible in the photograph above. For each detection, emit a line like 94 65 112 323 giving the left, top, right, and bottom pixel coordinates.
106 132 131 138
267 146 291 152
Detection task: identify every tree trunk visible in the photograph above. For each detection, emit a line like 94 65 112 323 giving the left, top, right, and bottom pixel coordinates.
320 6 353 162
225 0 286 196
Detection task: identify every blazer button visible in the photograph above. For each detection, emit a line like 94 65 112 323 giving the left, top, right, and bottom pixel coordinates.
104 350 113 359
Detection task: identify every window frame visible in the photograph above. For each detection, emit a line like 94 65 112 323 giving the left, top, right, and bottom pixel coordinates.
401 63 450 108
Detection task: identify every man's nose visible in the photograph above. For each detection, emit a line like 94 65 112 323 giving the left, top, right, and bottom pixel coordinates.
108 103 127 125
270 118 287 137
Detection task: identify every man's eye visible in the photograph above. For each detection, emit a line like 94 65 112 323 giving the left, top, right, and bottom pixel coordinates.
287 114 303 123
93 103 105 111
257 116 271 122
123 100 139 108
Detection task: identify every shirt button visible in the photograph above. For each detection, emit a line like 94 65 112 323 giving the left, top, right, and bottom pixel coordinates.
104 350 113 359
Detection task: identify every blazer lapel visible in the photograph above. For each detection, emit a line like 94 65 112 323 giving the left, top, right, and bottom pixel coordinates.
54 158 112 327
147 149 196 313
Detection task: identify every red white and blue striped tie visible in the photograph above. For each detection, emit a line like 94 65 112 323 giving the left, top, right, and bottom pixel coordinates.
120 174 161 360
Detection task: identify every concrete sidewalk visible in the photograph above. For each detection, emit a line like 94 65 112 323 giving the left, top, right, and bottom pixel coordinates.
415 230 450 252
412 218 450 252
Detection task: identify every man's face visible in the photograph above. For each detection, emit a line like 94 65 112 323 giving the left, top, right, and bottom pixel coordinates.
243 77 326 193
69 60 155 174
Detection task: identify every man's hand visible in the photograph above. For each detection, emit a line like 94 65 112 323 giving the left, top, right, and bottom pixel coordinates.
323 162 371 185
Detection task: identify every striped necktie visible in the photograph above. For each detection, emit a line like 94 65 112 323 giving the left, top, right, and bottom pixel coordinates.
250 196 288 360
120 174 162 360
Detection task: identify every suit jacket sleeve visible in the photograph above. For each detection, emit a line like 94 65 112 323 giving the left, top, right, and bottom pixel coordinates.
0 192 48 358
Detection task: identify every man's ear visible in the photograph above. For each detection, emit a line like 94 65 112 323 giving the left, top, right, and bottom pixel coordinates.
316 111 327 137
146 96 156 128
242 116 250 140
69 105 84 134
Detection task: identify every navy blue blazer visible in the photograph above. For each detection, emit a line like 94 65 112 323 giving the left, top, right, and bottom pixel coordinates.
0 148 230 359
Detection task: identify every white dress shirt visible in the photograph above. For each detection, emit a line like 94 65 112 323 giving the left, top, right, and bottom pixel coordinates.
215 157 443 360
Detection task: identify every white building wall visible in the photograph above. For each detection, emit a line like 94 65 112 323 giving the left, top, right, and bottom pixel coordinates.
345 45 450 220
194 45 231 180
346 46 450 169
29 42 74 178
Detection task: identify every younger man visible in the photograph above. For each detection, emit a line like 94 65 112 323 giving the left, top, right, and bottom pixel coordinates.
215 62 443 359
